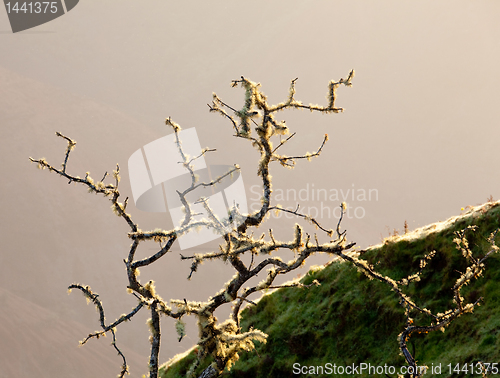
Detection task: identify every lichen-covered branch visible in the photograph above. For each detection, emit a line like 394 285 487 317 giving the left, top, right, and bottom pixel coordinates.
67 284 139 378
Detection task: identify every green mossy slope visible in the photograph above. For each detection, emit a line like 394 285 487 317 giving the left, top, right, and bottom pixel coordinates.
160 202 500 378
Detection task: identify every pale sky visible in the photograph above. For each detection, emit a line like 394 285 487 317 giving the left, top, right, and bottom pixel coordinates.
1 1 499 376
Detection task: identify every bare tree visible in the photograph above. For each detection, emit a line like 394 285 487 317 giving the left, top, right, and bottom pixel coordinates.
30 72 498 378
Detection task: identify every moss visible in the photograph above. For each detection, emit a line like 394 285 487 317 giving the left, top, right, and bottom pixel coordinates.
159 350 213 378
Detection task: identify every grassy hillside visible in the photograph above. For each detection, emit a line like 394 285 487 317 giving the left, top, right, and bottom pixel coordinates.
160 201 500 378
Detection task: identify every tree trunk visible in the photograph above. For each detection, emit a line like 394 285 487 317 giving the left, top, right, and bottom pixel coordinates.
198 365 218 378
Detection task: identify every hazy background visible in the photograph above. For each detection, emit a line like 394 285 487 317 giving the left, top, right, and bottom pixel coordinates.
1 1 499 377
